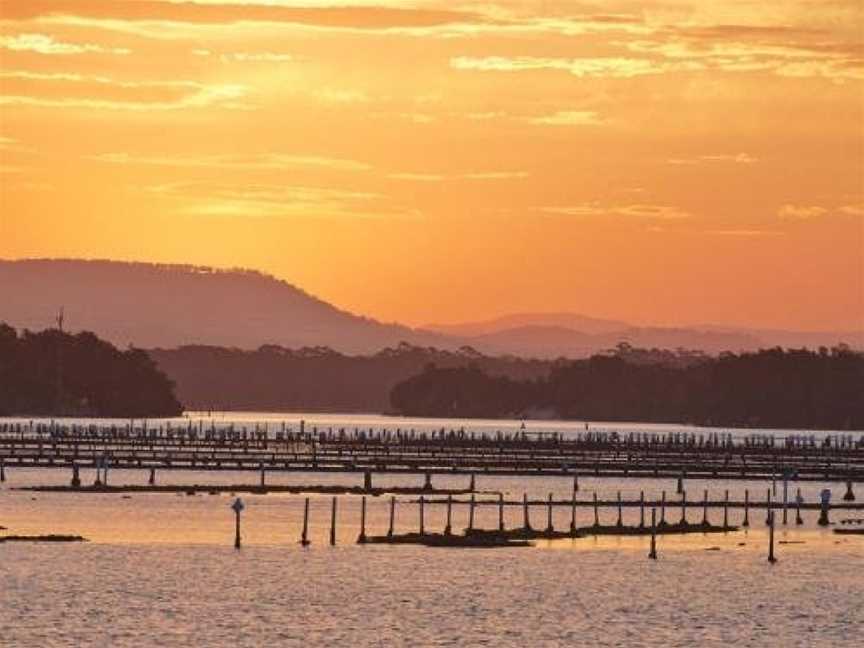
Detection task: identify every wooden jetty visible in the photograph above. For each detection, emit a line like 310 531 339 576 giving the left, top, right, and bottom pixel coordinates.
1 421 862 485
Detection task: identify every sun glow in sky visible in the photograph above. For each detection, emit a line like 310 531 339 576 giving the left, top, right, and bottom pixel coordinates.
1 0 862 330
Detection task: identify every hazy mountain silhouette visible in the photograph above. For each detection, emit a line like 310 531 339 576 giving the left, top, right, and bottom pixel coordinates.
426 312 629 336
1 259 860 357
430 314 863 357
0 259 451 353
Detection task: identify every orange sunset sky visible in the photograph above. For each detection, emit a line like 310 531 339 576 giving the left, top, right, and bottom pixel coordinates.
1 0 862 331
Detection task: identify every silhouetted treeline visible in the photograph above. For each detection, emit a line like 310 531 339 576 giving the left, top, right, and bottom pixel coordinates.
390 346 864 429
148 343 555 413
0 323 182 417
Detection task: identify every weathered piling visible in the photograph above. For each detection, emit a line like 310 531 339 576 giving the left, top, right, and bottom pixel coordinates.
765 489 772 526
148 467 156 486
660 491 667 526
768 511 777 564
702 489 709 526
445 494 453 535
469 474 476 492
357 496 368 544
742 489 750 527
0 459 5 482
423 472 432 491
498 492 505 531
523 493 532 531
593 492 600 527
573 474 579 493
364 470 372 491
616 491 623 528
546 492 554 535
648 507 658 560
300 497 310 546
231 497 244 549
71 464 80 488
419 495 426 536
844 480 856 502
676 473 684 494
723 489 729 528
818 489 831 526
679 490 687 525
468 493 476 532
329 496 338 545
388 496 396 537
570 492 577 535
795 488 803 525
639 491 645 528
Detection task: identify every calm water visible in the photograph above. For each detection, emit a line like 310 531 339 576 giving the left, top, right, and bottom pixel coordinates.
1 415 862 646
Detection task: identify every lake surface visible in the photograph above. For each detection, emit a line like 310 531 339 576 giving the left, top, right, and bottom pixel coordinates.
1 414 862 646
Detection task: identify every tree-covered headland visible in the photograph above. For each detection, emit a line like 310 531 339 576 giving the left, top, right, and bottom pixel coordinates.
0 323 182 417
390 345 864 430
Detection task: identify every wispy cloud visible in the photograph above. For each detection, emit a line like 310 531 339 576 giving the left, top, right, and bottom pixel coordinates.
388 170 529 182
667 153 758 165
778 204 828 220
192 48 294 63
527 110 607 126
450 56 682 78
538 203 692 220
91 152 372 172
0 33 129 55
147 181 415 220
706 229 782 237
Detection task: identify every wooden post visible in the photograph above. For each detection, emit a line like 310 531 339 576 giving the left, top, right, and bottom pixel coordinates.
364 470 372 491
259 463 265 489
742 489 750 527
702 489 709 526
357 496 368 544
71 464 81 488
468 493 476 532
329 496 338 546
844 480 856 502
388 496 396 537
592 491 599 527
570 490 577 535
765 489 772 526
616 491 623 527
231 497 244 549
768 510 777 564
679 490 687 526
0 459 5 482
676 473 684 494
573 474 579 493
444 494 453 536
498 492 505 531
660 491 667 526
546 492 554 535
523 493 532 530
300 497 310 546
648 507 658 560
419 495 426 536
723 489 729 528
423 472 432 491
148 467 156 486
469 474 476 492
639 491 645 528
795 488 803 525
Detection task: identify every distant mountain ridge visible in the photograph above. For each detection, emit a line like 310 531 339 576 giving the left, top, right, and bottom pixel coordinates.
1 259 860 357
0 259 449 353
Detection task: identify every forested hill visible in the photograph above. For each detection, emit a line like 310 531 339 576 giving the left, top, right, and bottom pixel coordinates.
148 343 553 413
0 324 182 417
390 347 864 430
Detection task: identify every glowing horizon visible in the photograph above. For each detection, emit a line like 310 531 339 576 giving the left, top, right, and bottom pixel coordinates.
1 0 862 331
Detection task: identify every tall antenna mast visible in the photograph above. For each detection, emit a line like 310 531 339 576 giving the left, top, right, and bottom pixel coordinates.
55 306 65 415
